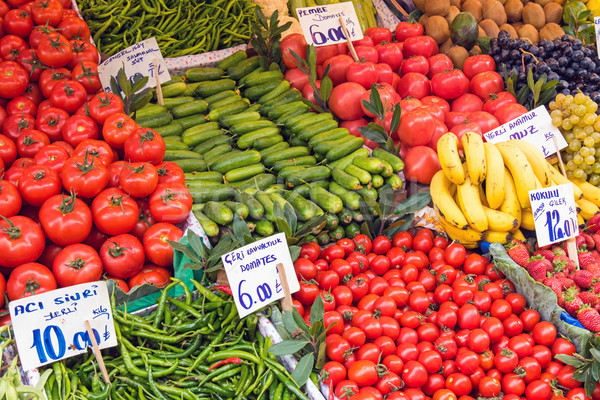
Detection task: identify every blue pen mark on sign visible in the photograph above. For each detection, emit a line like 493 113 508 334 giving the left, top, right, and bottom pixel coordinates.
92 305 110 320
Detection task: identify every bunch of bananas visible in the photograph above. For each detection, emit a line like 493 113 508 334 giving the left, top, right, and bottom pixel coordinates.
431 132 600 248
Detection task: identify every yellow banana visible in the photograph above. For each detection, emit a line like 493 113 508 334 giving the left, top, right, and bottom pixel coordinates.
430 170 470 229
483 206 519 231
510 228 526 241
437 132 465 184
479 185 490 207
509 139 551 187
576 197 600 220
578 213 585 227
500 168 522 225
547 162 584 200
461 131 486 185
456 172 489 232
571 178 600 207
496 142 537 208
521 207 536 231
483 230 512 244
434 206 485 243
483 142 505 209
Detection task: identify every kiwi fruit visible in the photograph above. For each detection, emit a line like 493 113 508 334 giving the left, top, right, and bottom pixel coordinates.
483 0 507 25
469 45 483 55
511 21 523 31
479 19 501 37
504 0 523 22
500 23 519 38
413 0 426 12
539 22 565 41
478 26 487 37
440 38 454 54
534 0 553 6
543 2 563 24
518 23 540 43
419 13 429 26
425 0 451 15
446 5 460 25
522 2 545 30
426 16 451 44
450 0 460 6
447 46 469 69
462 0 483 21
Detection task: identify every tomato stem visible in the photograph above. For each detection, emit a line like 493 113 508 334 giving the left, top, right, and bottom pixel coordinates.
68 258 87 270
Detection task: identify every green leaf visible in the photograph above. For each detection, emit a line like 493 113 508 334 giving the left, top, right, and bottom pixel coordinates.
131 76 149 93
292 353 314 387
359 198 374 237
289 245 300 261
384 214 415 238
320 76 333 103
386 137 395 153
541 79 560 91
532 79 544 105
526 69 535 91
187 230 208 261
390 105 401 134
283 202 297 234
282 310 301 333
358 123 388 149
556 354 586 368
516 84 531 107
393 191 431 216
310 320 324 337
109 76 121 97
168 240 202 264
117 67 131 96
307 45 317 81
537 89 556 107
233 214 251 241
310 295 324 326
378 184 395 218
268 340 310 356
292 307 310 332
590 347 600 363
369 84 385 120
276 217 293 238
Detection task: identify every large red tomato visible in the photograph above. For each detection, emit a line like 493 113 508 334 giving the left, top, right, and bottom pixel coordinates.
0 215 45 268
494 103 528 125
395 21 424 42
100 234 145 279
397 72 430 99
0 60 29 99
402 36 438 58
431 69 469 100
284 68 309 91
39 192 92 246
397 109 435 146
52 243 103 287
346 61 378 90
403 146 441 184
281 33 307 69
376 43 403 71
142 222 183 267
6 262 56 300
329 82 366 121
470 71 504 100
324 54 354 86
463 55 496 80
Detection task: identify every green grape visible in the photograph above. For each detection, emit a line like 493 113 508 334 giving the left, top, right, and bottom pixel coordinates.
590 147 596 156
593 163 600 174
581 147 591 157
576 130 587 140
565 94 574 104
567 160 578 170
574 154 584 164
593 120 600 131
565 133 576 143
590 174 600 186
586 155 596 165
570 115 581 124
552 117 563 127
584 137 596 148
593 132 600 143
574 92 586 104
556 93 565 103
551 109 562 119
563 120 574 130
589 102 600 113
584 113 597 125
570 139 582 151
567 170 574 179
549 101 558 110
574 169 586 179
575 105 587 116
584 125 595 135
564 152 574 160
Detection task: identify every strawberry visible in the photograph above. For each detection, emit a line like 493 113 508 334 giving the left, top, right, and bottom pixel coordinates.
576 235 588 250
586 212 600 233
578 246 596 268
593 281 600 294
573 269 594 289
506 240 531 268
528 256 549 281
577 305 600 332
533 249 555 262
557 293 566 308
593 233 600 250
543 277 564 299
579 291 599 307
559 277 577 290
553 247 566 256
584 263 600 280
582 233 596 250
553 254 575 274
564 287 584 315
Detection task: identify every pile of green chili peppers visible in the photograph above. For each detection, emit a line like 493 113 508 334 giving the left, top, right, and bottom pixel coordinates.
42 279 314 400
77 0 256 57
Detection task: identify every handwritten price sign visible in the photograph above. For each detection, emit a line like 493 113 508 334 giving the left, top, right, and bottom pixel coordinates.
221 233 300 318
595 17 600 59
9 281 117 371
529 183 579 247
297 2 363 46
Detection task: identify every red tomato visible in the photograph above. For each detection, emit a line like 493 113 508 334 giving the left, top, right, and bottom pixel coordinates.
403 36 438 58
124 127 165 165
281 33 307 69
452 93 483 112
401 56 429 76
87 92 124 125
39 191 92 246
463 55 496 80
37 33 72 68
403 146 440 184
365 27 392 45
142 222 182 267
91 187 139 236
58 16 91 41
346 61 378 90
329 82 366 121
483 91 517 115
128 264 171 288
431 69 469 100
61 114 99 147
428 53 454 78
61 153 108 198
377 42 403 71
0 61 29 99
397 72 430 99
283 67 309 91
72 60 102 94
470 71 504 100
52 243 102 287
6 262 56 300
324 54 353 86
494 102 528 124
100 234 145 279
395 21 423 41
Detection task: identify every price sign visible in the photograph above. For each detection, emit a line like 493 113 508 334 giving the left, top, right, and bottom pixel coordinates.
529 183 579 247
9 281 117 371
297 2 363 46
483 105 567 157
595 17 600 59
221 232 300 318
98 37 170 94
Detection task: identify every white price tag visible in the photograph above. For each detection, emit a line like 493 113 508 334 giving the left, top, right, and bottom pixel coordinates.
595 17 600 59
221 233 300 318
529 183 579 247
483 106 567 157
9 282 117 371
297 2 363 47
98 37 170 94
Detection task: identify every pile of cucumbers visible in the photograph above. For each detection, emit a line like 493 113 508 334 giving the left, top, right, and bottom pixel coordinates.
134 50 405 245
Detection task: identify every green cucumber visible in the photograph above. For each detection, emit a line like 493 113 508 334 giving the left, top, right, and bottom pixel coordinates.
195 79 236 98
329 181 361 210
203 201 233 225
263 147 310 167
386 174 403 190
172 158 208 173
224 163 266 182
325 213 339 230
285 112 316 130
309 186 343 214
244 71 284 87
255 219 274 236
380 160 394 178
339 208 354 225
236 173 276 191
268 193 293 214
223 201 249 220
254 191 275 221
290 113 334 135
205 90 237 105
135 111 173 128
218 50 247 70
182 82 203 96
289 136 307 147
164 140 189 151
371 174 384 188
254 134 283 150
162 96 194 110
283 191 318 221
227 56 260 80
260 89 302 114
246 104 262 113
313 133 354 154
155 122 184 138
208 94 243 111
286 165 331 187
332 167 362 190
210 150 262 174
276 107 309 126
297 119 339 141
185 67 225 82
329 226 345 241
220 111 262 128
328 148 370 169
271 156 317 173
161 76 184 85
358 186 378 201
185 171 223 182
207 100 249 122
344 164 372 186
345 222 361 238
238 66 267 86
203 144 232 162
260 142 290 159
235 191 264 220
309 128 349 148
182 128 223 147
135 104 167 119
190 185 235 202
192 210 219 237
164 149 203 160
173 114 208 130
231 120 275 136
352 156 386 174
292 180 329 198
193 135 231 154
171 100 209 118
372 148 404 173
258 80 291 104
324 136 365 161
161 82 187 97
244 80 281 101
267 100 307 120
237 127 280 149
317 232 330 245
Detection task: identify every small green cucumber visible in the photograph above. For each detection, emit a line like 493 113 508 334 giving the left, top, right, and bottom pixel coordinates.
195 79 236 98
329 181 361 211
258 80 291 104
308 128 349 148
371 174 384 188
218 50 247 71
192 210 219 237
344 164 372 186
185 67 225 82
237 126 280 149
220 111 262 128
272 156 317 173
352 156 386 174
254 134 283 150
230 120 275 136
263 147 310 167
224 163 266 183
171 100 209 118
260 142 290 158
328 148 370 169
372 148 404 173
190 185 235 203
235 191 264 220
155 122 183 138
192 135 231 154
255 219 275 236
324 136 364 161
223 201 249 220
332 167 363 190
203 201 234 225
309 186 343 214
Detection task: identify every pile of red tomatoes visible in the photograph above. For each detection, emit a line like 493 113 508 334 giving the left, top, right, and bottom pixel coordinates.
293 229 593 400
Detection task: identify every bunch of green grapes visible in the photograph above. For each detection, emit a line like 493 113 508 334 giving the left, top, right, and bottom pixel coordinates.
549 92 600 186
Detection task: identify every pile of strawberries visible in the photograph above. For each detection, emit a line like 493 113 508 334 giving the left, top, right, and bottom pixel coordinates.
506 215 600 332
